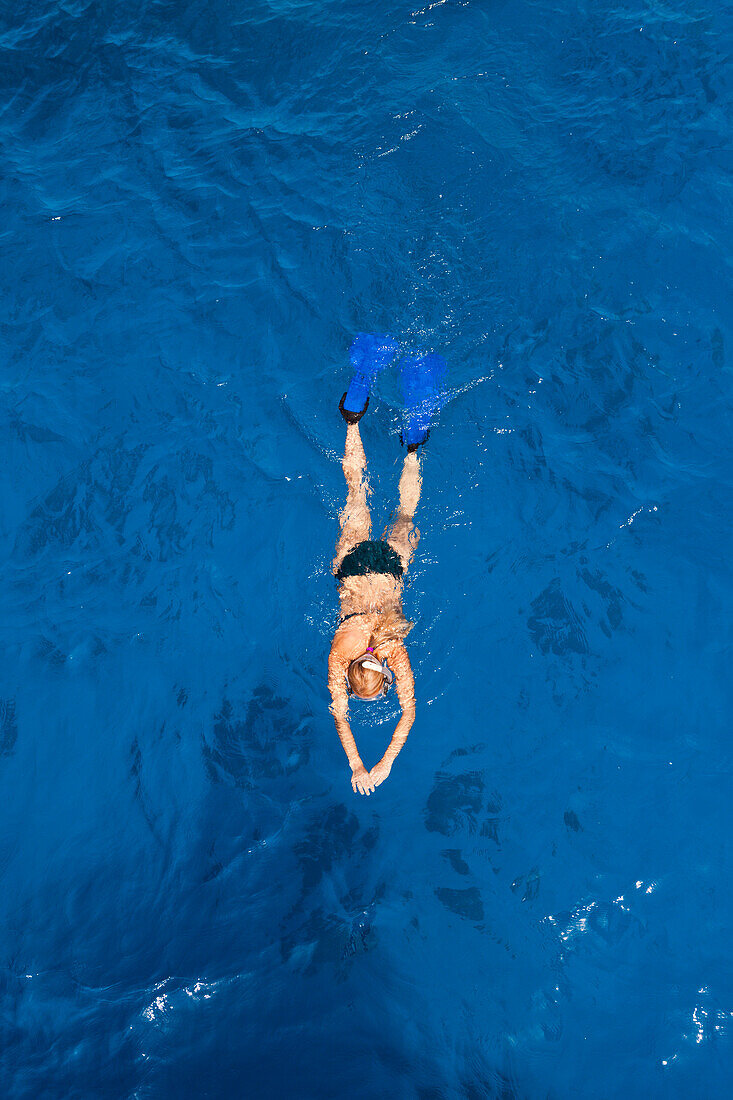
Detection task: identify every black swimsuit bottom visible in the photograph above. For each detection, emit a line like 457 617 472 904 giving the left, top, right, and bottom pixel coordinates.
336 539 404 581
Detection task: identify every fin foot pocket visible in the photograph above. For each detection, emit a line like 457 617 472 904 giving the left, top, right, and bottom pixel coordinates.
340 391 369 424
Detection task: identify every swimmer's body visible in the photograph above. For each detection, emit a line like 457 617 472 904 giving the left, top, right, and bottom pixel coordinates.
328 403 423 796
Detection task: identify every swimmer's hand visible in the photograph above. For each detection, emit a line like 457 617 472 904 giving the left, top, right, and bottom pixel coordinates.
351 764 376 796
369 758 392 789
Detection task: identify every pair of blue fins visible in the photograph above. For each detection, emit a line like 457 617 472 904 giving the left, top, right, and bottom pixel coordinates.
339 333 446 452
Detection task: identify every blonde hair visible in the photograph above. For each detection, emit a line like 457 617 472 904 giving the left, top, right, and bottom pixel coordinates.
346 609 413 699
347 658 385 699
367 607 413 650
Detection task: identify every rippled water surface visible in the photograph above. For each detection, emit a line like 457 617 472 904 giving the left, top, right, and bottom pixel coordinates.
2 1 732 1096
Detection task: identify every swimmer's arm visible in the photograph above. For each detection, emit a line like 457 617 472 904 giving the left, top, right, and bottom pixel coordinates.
328 644 375 795
371 644 415 786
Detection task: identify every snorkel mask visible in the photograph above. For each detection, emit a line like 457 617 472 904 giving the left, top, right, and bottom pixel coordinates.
346 648 394 699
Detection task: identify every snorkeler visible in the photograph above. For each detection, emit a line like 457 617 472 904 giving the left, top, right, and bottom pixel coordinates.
327 337 444 796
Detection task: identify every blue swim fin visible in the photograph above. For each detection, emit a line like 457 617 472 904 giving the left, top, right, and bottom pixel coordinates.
340 333 399 423
401 351 447 449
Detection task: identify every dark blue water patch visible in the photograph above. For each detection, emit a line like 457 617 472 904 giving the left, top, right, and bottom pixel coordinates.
0 699 19 756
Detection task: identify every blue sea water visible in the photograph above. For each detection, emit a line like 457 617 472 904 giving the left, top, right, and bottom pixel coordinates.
1 0 732 1095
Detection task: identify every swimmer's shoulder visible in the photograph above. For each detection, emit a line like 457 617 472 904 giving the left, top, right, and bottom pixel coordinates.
333 610 381 652
332 617 366 651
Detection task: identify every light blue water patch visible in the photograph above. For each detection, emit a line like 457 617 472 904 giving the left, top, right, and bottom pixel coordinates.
1 0 732 1097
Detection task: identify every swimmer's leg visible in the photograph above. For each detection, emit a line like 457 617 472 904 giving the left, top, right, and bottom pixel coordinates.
333 424 372 572
383 451 422 572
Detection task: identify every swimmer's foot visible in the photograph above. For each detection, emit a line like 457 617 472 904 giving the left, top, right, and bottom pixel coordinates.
339 391 369 424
